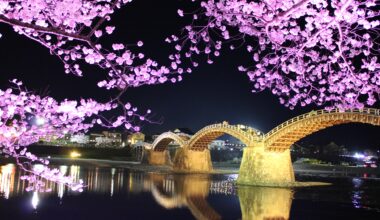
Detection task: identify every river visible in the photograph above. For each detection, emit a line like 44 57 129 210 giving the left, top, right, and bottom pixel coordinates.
0 163 380 219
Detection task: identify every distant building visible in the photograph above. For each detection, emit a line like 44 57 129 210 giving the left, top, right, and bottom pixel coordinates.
102 131 122 144
89 131 122 148
89 133 104 145
35 131 123 148
70 134 89 144
127 132 145 146
95 136 114 147
98 131 122 147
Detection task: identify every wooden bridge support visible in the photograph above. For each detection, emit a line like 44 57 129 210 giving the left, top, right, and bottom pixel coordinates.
237 143 295 187
173 148 212 172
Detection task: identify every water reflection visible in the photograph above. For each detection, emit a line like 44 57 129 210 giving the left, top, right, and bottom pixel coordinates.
0 163 295 220
238 186 293 220
352 178 363 209
58 166 68 199
149 174 221 220
0 164 15 199
0 163 124 198
31 191 39 210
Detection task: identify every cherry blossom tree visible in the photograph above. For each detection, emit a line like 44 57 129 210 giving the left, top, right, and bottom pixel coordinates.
0 79 153 191
0 0 185 88
0 0 183 191
174 0 380 110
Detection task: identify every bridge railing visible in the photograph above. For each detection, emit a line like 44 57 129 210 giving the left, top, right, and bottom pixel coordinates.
191 123 262 144
264 108 379 139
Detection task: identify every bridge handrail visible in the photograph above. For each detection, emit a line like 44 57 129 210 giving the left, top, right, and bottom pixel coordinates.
264 108 379 139
189 123 263 145
151 131 187 148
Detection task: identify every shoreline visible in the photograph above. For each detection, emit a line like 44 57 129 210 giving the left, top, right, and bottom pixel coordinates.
46 157 380 177
3 157 380 179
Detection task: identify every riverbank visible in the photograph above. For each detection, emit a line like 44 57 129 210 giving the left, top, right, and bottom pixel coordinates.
2 156 379 179
27 144 134 161
43 157 380 177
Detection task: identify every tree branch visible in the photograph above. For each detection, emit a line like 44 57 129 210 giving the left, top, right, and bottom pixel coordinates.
0 15 90 42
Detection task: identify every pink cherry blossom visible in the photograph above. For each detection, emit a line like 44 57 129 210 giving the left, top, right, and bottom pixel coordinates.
0 80 152 192
0 0 186 91
94 30 103 38
173 0 380 110
177 9 184 17
105 26 115 34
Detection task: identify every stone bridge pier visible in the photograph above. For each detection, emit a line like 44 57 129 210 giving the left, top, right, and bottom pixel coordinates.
143 149 172 166
237 143 295 186
172 147 212 172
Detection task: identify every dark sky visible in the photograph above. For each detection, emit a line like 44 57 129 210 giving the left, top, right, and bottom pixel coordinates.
1 0 380 150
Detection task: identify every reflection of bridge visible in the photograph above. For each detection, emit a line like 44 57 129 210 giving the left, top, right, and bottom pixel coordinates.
147 173 293 220
144 108 380 186
149 174 221 220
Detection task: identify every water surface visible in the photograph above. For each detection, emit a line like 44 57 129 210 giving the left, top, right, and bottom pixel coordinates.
0 163 380 219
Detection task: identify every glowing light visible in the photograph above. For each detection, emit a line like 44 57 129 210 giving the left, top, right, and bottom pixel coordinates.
227 174 238 180
353 153 365 159
31 191 39 209
70 151 81 158
110 168 115 197
1 164 14 174
35 117 45 126
70 165 81 185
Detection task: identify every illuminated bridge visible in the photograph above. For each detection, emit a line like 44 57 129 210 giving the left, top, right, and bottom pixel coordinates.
143 108 380 186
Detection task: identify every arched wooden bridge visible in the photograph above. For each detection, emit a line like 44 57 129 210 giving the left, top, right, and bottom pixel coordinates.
144 108 380 186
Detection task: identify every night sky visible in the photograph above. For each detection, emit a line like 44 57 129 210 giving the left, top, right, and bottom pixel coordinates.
1 0 380 150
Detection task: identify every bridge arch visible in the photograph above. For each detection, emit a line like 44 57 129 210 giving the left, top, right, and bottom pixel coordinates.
151 132 188 151
187 123 262 151
263 108 380 151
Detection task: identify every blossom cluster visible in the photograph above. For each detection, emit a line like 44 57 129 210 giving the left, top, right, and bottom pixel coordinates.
0 0 185 89
176 0 380 109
